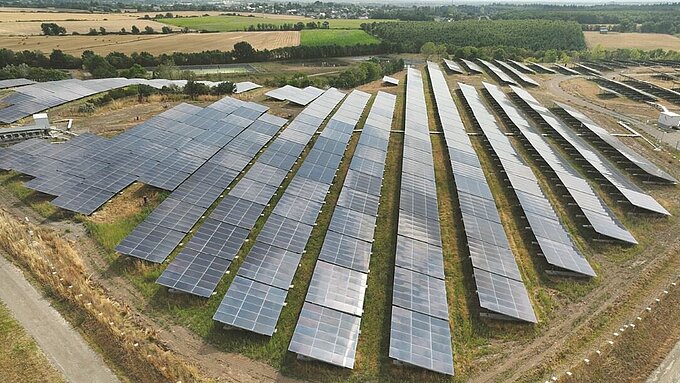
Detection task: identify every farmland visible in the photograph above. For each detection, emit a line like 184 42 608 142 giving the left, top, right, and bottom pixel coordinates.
584 31 680 51
300 29 379 46
0 31 300 55
159 14 393 32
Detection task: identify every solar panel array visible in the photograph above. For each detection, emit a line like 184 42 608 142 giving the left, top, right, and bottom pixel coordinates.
265 85 325 106
495 60 539 87
510 86 670 216
234 81 262 94
289 91 395 369
622 78 680 105
426 62 537 324
0 98 267 215
477 59 518 86
116 100 284 263
459 58 483 74
591 76 658 102
554 102 677 184
465 82 595 277
389 67 454 376
443 59 464 74
574 63 603 76
483 83 638 244
0 78 35 90
383 76 399 86
529 62 557 74
156 88 347 298
214 90 374 336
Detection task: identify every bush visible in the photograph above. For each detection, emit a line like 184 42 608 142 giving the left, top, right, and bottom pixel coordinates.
78 102 96 113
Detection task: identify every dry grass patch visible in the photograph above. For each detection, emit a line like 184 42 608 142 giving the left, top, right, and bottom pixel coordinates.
584 31 680 51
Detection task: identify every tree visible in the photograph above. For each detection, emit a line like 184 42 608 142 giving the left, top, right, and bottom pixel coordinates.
184 80 210 99
99 27 107 35
233 41 256 62
137 84 155 101
83 53 117 78
41 23 66 36
131 25 140 34
420 41 447 59
120 27 127 34
213 81 236 95
49 50 81 69
144 26 155 34
121 64 147 78
161 26 172 34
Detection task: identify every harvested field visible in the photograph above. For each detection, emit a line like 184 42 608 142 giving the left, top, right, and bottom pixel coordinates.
0 31 300 55
0 9 306 35
584 31 680 51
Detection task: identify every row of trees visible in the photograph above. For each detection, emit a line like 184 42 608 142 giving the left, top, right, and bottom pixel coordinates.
0 64 69 82
362 20 587 53
244 21 330 31
269 58 404 89
41 22 180 36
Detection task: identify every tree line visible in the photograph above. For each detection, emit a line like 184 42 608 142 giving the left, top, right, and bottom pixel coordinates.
267 58 404 89
362 19 587 53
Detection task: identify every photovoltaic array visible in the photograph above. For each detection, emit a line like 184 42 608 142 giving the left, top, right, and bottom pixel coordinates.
459 58 483 74
116 99 285 263
509 60 537 74
156 88 347 298
510 85 670 216
289 91 396 369
443 59 464 74
553 102 677 184
213 89 375 336
465 81 595 277
427 61 537 324
483 83 638 243
265 85 325 106
388 67 454 376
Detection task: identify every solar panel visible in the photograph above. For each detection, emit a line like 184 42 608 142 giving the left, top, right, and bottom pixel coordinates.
115 221 185 263
237 242 302 289
289 302 361 369
477 59 518 86
336 188 380 217
306 261 367 316
51 184 115 215
343 169 383 196
389 306 454 376
213 276 287 336
229 178 278 206
392 266 449 320
156 249 231 297
210 195 264 230
397 210 442 246
144 198 205 234
328 206 377 242
184 219 249 261
271 194 323 225
318 231 372 273
474 269 537 323
395 235 445 280
257 213 314 254
443 58 464 74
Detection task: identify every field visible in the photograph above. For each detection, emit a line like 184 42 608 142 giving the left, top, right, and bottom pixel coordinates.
0 31 300 55
584 31 680 50
0 302 65 382
159 14 394 32
300 29 380 46
0 9 311 35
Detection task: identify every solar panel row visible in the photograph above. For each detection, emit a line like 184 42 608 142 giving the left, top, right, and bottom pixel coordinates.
265 85 325 106
0 78 35 90
508 60 537 74
213 89 371 336
462 81 595 277
443 59 465 74
494 60 540 87
427 62 537 325
388 67 454 376
554 102 677 184
477 59 518 86
157 89 347 298
459 58 484 74
510 86 669 216
289 91 396 369
482 82 638 244
118 106 285 264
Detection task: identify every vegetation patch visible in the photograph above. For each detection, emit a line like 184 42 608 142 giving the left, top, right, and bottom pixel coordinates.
159 15 390 32
300 29 380 47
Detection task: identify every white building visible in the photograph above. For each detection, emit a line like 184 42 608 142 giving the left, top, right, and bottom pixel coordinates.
658 111 680 129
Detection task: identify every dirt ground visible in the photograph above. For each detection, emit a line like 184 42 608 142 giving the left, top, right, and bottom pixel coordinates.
584 31 680 51
0 31 300 55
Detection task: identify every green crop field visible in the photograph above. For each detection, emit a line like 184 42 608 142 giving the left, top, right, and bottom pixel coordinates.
159 15 394 32
300 29 381 46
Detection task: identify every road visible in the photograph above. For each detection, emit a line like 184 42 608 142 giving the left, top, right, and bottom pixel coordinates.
0 255 120 383
545 74 680 150
648 339 680 383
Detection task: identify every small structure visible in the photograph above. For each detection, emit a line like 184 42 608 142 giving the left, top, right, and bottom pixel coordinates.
33 113 50 129
382 76 399 86
599 26 609 34
658 111 680 129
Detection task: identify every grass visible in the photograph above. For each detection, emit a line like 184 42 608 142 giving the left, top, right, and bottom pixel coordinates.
0 302 66 383
300 29 380 47
159 15 394 32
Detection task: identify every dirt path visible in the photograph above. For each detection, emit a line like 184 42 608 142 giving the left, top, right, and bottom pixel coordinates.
0 255 120 383
648 339 680 383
